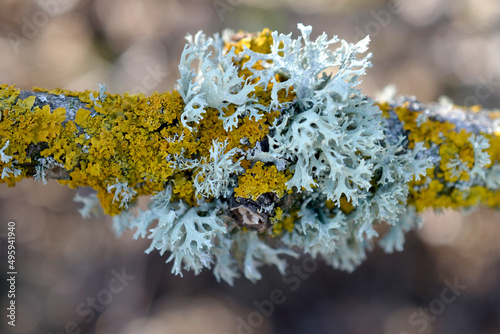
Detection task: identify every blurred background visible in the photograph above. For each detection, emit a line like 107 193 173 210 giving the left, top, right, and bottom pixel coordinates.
1 0 500 333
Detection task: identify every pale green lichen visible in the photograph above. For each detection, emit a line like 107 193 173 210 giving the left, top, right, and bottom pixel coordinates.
1 24 500 285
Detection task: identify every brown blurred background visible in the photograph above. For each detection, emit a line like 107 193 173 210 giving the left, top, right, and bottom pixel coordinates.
1 0 500 333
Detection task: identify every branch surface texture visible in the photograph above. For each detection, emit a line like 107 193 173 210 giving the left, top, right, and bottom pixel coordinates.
1 24 500 284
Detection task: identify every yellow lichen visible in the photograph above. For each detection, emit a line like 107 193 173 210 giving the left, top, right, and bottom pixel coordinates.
325 195 355 215
0 29 298 215
234 161 292 201
272 208 297 236
2 27 500 222
172 172 196 205
380 101 500 212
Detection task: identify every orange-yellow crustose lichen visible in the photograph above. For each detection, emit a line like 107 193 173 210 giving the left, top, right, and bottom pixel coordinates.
172 172 196 205
0 83 287 215
325 196 355 215
438 129 474 182
228 28 273 79
485 132 500 167
272 207 297 236
228 28 273 55
234 161 292 201
0 85 66 186
392 102 455 149
377 101 500 211
0 31 296 218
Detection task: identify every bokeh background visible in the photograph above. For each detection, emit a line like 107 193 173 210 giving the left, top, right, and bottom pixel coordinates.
1 0 500 333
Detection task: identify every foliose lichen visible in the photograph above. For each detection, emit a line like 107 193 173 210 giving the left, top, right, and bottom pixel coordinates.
1 24 499 284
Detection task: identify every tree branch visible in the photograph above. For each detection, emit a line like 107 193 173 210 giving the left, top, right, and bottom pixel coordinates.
2 24 500 283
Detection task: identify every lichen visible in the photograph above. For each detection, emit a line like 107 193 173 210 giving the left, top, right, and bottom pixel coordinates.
1 24 500 285
234 161 292 201
378 99 500 211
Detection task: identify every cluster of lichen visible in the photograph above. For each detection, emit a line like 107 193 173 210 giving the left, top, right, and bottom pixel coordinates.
234 161 292 200
378 101 500 211
0 85 66 185
0 29 295 219
3 24 500 284
0 28 499 215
